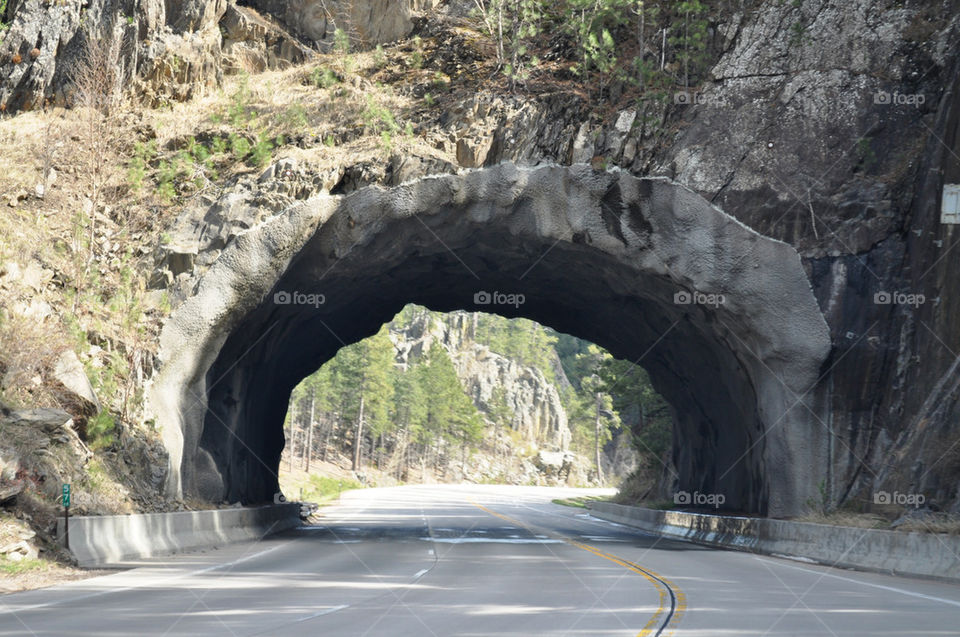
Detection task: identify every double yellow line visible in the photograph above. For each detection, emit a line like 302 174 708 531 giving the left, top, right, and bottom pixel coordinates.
470 501 686 637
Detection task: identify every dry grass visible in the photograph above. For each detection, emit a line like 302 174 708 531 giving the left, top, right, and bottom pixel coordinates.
796 510 960 534
0 35 463 418
0 512 105 593
892 515 960 535
796 511 891 530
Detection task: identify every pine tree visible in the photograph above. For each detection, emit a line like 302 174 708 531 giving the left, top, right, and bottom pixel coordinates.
392 362 428 479
419 343 484 476
332 327 396 471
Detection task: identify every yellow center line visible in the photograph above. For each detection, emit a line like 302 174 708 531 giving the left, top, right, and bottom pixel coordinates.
469 500 686 637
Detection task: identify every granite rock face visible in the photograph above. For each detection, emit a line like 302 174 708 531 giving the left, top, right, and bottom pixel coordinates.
0 0 408 110
390 310 572 451
244 0 412 47
0 0 228 110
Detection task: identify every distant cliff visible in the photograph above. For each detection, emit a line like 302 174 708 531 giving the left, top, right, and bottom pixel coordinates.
390 310 572 452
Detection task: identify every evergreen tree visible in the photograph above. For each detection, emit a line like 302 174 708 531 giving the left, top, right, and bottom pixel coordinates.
419 343 484 474
332 326 396 471
392 360 428 478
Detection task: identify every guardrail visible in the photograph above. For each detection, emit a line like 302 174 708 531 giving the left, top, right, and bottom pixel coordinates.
589 502 960 582
57 504 302 567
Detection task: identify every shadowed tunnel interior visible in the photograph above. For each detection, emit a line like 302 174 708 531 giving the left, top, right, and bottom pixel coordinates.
152 165 831 517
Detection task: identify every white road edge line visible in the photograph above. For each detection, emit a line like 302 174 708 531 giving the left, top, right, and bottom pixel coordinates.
0 543 290 615
753 556 960 608
295 604 349 623
527 499 960 610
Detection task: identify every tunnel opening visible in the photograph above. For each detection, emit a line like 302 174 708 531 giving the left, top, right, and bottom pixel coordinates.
199 225 767 512
151 164 830 517
275 305 675 502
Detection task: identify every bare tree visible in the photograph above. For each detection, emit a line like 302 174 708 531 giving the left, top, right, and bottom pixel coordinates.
68 18 128 296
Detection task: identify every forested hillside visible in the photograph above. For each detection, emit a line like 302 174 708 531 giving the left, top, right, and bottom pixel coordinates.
282 304 672 493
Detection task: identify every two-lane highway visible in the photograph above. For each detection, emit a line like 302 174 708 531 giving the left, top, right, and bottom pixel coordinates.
2 485 959 635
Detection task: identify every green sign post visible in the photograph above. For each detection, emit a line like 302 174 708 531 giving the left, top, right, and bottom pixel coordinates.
62 483 70 549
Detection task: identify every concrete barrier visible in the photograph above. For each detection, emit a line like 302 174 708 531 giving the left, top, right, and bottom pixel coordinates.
57 504 301 567
589 502 960 582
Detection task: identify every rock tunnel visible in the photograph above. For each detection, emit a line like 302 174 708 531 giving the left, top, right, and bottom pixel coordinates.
148 163 832 518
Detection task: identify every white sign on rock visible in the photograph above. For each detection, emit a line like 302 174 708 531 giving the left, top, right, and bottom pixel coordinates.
942 184 960 224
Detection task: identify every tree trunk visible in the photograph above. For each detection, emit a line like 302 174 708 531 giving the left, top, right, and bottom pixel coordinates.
288 403 297 473
594 392 604 484
352 395 365 471
322 413 334 462
305 393 315 473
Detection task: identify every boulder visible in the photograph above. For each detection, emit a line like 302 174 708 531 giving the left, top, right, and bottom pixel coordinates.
246 0 413 48
533 450 577 480
51 350 100 417
0 481 24 505
221 4 314 73
0 540 38 561
3 407 74 435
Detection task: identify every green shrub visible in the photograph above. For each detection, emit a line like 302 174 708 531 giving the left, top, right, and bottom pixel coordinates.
229 133 251 161
281 104 309 129
156 160 177 202
248 133 274 167
310 67 340 89
303 474 363 503
333 28 350 55
362 96 400 136
86 411 116 451
410 36 424 69
126 140 157 192
186 136 211 166
373 44 387 68
211 136 228 155
227 73 256 126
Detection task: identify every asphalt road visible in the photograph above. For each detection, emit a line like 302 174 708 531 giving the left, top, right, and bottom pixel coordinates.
1 485 959 636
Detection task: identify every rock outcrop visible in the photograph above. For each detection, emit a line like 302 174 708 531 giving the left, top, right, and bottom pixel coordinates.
390 311 572 451
244 0 412 48
0 0 412 110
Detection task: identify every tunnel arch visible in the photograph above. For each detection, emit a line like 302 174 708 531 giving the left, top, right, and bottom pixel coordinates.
148 163 831 517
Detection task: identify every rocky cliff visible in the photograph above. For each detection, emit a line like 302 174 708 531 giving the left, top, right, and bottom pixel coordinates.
390 310 572 452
